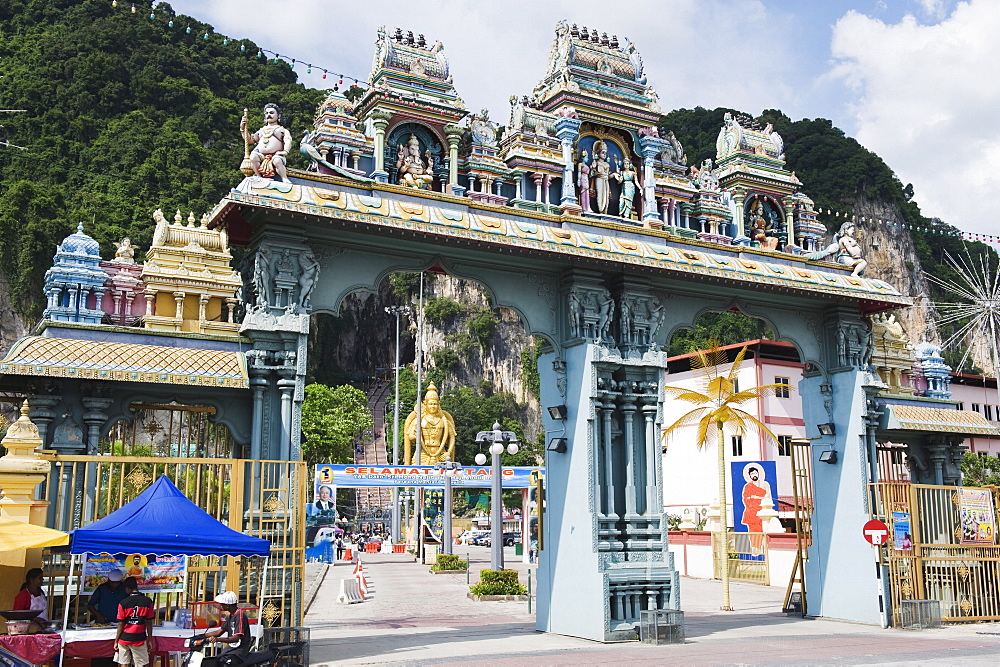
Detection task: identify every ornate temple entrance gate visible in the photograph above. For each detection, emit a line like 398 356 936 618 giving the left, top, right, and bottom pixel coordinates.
210 167 907 639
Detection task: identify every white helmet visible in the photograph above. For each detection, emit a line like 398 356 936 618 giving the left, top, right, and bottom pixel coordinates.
214 591 238 605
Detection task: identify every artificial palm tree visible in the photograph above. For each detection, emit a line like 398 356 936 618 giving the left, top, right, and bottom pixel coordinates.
661 341 788 611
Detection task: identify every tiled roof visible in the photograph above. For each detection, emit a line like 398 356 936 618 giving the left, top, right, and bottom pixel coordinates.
885 404 1000 436
0 336 247 388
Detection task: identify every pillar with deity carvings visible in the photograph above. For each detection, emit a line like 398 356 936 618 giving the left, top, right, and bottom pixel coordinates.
554 115 582 215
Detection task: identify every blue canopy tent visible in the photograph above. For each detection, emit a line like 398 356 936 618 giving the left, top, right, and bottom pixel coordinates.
59 476 271 657
69 475 270 556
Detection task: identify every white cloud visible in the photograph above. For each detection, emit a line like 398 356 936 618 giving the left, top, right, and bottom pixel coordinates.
830 0 1000 235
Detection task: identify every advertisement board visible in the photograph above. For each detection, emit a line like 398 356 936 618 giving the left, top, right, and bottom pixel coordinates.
314 464 544 488
81 553 186 594
958 487 997 545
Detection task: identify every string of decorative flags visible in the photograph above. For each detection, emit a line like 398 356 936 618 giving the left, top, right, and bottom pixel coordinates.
107 0 370 94
104 2 999 245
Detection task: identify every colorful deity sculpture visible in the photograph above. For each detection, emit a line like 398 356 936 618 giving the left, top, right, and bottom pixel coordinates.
241 103 292 180
577 151 591 213
403 383 456 464
396 134 435 189
612 157 637 219
592 141 612 214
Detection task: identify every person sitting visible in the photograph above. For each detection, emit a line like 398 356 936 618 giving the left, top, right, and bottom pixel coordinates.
13 568 47 632
203 591 252 666
88 569 127 624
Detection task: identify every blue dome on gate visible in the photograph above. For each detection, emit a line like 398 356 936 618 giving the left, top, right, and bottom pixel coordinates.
42 222 109 324
58 222 101 256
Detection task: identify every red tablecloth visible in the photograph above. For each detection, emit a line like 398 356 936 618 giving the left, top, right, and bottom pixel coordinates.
0 633 62 664
62 635 188 658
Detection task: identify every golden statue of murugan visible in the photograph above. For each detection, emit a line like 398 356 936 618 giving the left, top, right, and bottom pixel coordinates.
404 383 456 465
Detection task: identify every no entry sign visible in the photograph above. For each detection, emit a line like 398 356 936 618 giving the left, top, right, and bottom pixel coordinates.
863 519 890 545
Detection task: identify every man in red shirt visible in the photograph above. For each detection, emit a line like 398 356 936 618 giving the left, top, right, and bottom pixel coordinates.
114 577 154 666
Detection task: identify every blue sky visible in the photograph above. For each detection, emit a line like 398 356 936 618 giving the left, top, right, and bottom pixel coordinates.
166 0 994 236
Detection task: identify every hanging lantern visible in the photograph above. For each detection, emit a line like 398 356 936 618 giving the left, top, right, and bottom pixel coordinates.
149 11 154 19
186 26 191 34
339 78 343 85
257 50 263 58
168 19 173 28
307 66 311 74
223 38 229 46
203 32 209 40
322 71 327 79
112 0 117 7
131 4 136 13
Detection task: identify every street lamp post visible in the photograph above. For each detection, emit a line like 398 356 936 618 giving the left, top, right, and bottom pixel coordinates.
385 305 411 545
475 421 519 571
433 457 462 556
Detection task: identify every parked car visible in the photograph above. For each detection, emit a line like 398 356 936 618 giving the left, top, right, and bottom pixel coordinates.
503 532 521 547
457 530 489 545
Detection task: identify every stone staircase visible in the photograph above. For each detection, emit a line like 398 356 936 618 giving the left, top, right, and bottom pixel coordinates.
355 377 393 522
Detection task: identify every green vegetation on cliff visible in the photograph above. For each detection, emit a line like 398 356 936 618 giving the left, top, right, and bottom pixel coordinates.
0 0 323 318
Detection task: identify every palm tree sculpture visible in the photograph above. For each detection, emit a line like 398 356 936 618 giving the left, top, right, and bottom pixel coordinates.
661 341 788 611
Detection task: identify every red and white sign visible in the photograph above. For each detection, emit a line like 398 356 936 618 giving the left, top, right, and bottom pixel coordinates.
863 519 890 545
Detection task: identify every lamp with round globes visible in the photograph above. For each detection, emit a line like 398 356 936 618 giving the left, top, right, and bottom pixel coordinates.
474 420 520 571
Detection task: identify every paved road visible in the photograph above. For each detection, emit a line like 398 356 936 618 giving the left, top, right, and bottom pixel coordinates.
306 546 1000 665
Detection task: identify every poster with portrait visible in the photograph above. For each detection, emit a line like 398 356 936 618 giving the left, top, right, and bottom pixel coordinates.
81 553 186 594
958 487 997 545
308 465 338 525
892 511 913 551
730 461 778 533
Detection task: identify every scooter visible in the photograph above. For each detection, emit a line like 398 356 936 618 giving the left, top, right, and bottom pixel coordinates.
182 632 295 667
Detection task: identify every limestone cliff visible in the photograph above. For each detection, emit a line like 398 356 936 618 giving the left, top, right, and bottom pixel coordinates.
0 267 28 354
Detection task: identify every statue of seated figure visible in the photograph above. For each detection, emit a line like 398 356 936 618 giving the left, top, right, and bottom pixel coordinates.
395 134 434 189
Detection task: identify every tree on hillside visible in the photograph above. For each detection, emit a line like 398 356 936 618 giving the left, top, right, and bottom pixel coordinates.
301 383 373 465
961 452 1000 487
0 0 324 318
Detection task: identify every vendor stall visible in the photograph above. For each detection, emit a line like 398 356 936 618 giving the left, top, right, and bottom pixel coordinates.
58 475 271 665
0 518 69 666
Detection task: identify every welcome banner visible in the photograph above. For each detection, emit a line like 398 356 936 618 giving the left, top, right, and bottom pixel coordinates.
316 464 543 488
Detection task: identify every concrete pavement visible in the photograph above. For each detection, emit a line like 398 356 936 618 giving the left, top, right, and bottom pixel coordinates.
306 546 1000 665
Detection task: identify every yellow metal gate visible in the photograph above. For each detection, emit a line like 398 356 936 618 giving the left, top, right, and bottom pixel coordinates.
871 482 1000 624
39 455 307 628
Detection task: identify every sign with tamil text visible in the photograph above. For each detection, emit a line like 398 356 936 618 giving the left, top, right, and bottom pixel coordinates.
315 464 544 488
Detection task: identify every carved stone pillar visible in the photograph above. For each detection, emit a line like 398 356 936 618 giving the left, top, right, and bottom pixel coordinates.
542 174 552 206
370 109 392 182
554 116 582 214
172 291 185 322
198 294 209 329
445 124 464 194
621 399 637 517
278 374 296 461
784 202 795 248
601 400 617 519
642 401 658 514
638 135 666 224
25 395 60 447
533 172 544 203
144 289 155 317
81 397 112 455
249 373 268 460
511 169 524 200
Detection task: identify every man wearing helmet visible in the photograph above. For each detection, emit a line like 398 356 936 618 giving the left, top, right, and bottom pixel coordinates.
203 591 252 666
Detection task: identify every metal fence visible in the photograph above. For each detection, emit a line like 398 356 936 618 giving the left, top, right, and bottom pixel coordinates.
871 482 1000 625
712 532 770 586
39 455 306 629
